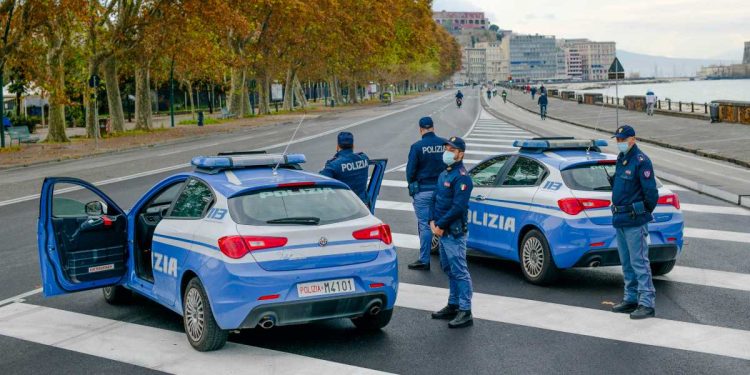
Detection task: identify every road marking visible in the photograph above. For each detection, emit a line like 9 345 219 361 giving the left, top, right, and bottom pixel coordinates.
466 142 516 149
0 92 452 208
662 184 688 192
684 228 750 243
396 283 750 361
0 303 390 375
465 137 525 142
388 232 750 292
680 203 750 216
0 288 42 307
465 149 515 156
381 180 407 188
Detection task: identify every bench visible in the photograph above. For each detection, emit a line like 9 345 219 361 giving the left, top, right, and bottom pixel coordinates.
219 108 236 119
8 126 39 145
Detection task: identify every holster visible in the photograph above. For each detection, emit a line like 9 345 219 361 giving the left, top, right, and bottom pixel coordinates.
408 182 419 197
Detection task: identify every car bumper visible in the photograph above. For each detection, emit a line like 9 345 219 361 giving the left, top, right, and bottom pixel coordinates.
197 248 398 330
572 244 679 267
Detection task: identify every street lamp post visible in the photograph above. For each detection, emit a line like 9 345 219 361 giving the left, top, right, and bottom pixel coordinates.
169 58 175 128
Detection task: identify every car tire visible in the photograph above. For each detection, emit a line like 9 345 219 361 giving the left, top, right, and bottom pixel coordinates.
430 235 439 255
102 286 131 305
183 278 228 352
650 260 676 276
519 230 559 285
352 309 393 331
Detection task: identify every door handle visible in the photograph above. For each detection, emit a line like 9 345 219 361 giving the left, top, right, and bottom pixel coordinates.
474 195 486 201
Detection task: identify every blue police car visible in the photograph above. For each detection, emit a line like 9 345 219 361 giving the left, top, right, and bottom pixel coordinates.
464 138 684 285
37 152 395 351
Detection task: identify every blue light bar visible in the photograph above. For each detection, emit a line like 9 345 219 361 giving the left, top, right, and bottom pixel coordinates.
514 138 607 151
191 153 306 171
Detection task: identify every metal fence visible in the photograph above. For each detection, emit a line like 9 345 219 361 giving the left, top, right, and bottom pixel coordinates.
602 95 710 115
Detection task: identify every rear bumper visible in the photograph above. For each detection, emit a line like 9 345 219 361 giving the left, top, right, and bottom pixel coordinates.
573 244 679 267
239 292 388 328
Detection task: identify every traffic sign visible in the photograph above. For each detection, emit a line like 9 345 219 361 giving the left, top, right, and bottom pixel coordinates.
608 58 625 80
88 75 100 88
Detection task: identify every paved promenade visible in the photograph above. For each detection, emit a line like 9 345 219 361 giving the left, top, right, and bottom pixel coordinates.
505 90 750 167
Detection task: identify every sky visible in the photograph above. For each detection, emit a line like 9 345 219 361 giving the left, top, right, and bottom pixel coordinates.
432 0 749 60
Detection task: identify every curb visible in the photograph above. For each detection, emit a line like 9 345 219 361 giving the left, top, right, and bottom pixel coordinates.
481 97 750 209
0 92 431 171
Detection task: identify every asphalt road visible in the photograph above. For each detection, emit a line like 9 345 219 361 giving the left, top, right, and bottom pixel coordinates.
0 90 749 374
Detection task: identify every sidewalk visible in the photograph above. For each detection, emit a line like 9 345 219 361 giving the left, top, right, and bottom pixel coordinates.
506 91 750 168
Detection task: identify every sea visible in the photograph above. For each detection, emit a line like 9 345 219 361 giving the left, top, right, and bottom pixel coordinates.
561 79 750 104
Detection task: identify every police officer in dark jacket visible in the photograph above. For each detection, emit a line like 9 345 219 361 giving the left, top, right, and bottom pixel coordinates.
319 131 369 203
610 125 659 319
406 117 446 270
429 136 474 328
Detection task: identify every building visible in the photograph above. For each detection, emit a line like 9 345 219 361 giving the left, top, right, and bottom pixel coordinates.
475 31 511 83
559 39 616 81
465 48 487 84
433 11 489 34
744 41 750 65
698 42 750 79
509 34 559 82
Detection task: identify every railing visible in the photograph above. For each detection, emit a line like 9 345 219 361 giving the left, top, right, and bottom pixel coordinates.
601 95 710 115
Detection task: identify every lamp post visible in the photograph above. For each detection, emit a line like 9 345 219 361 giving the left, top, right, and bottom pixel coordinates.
169 57 175 128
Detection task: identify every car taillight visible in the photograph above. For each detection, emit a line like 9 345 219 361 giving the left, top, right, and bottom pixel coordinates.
557 198 611 215
217 236 288 259
658 194 680 209
352 224 392 245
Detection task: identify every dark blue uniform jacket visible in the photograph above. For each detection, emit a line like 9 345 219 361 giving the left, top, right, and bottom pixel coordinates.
431 162 473 233
319 149 369 202
612 144 659 228
406 132 447 192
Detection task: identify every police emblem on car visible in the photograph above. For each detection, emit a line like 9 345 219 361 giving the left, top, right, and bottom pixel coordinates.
318 236 328 247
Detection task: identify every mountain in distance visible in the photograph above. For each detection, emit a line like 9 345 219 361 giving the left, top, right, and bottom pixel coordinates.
616 50 741 78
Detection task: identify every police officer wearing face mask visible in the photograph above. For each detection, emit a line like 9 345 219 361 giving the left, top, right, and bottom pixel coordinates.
406 116 447 271
430 136 474 328
610 125 659 319
319 131 369 203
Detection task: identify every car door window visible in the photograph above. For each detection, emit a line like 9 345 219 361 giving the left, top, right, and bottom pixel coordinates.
168 179 214 219
502 157 547 187
469 155 510 187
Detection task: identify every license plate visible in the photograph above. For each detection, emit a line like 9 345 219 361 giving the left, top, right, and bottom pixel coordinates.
297 278 356 298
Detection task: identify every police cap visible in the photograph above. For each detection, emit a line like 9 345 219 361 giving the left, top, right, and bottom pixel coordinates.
418 116 434 129
338 131 354 147
612 125 636 139
445 136 466 152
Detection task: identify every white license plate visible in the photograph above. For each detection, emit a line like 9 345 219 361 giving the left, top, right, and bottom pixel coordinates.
297 278 356 298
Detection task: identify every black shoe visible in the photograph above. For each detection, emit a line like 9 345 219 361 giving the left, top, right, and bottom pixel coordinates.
448 310 473 328
630 305 655 320
611 301 638 314
408 261 430 270
431 304 458 320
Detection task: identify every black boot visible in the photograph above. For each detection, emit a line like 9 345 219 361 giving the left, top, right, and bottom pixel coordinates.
611 301 638 314
448 310 473 328
408 261 430 270
431 304 458 320
630 305 655 320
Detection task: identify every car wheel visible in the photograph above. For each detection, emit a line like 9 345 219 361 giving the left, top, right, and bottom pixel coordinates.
352 309 393 331
650 260 676 276
519 230 559 285
183 278 228 351
102 286 131 305
430 235 439 255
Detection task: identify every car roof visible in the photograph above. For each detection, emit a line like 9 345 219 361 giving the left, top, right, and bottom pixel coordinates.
517 149 617 170
185 167 348 198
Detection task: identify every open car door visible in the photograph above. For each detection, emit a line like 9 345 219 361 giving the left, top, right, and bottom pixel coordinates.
366 159 388 214
37 177 130 297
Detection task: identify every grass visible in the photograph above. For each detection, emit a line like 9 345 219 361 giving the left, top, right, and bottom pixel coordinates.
105 128 169 138
0 145 21 153
178 117 223 125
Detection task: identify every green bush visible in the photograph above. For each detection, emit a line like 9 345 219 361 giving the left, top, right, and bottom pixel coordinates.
8 115 41 134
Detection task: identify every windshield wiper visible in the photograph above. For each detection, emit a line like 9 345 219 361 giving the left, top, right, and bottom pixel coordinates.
593 186 613 191
266 217 320 225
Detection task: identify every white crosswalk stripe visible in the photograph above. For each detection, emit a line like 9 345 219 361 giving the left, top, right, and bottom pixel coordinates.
388 232 750 293
465 149 515 156
0 303 391 375
466 143 516 149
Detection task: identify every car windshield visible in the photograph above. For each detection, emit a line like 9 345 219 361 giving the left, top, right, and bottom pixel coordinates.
562 164 616 191
228 185 369 226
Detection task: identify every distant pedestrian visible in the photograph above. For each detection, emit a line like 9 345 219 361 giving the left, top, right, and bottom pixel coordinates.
531 87 537 100
540 85 546 95
538 92 548 120
610 125 659 320
645 90 656 116
501 90 507 103
486 88 492 100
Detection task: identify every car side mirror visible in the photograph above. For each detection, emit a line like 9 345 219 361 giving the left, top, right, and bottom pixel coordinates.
85 201 104 216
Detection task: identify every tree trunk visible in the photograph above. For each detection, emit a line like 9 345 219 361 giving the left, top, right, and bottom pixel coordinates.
103 56 125 132
241 68 251 116
45 40 69 142
228 67 244 115
85 59 100 139
184 80 195 120
349 82 358 104
293 77 307 108
282 68 294 111
15 92 21 117
134 63 152 131
258 72 271 115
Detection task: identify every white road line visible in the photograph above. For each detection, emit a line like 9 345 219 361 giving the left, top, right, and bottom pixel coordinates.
680 203 750 216
684 228 750 243
381 180 407 188
464 137 523 142
0 303 390 375
397 283 750 361
465 149 515 156
0 92 452 208
466 143 516 149
390 233 750 293
0 288 42 307
662 184 688 192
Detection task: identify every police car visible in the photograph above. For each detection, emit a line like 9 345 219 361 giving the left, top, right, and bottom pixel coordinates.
464 138 684 285
37 152 396 351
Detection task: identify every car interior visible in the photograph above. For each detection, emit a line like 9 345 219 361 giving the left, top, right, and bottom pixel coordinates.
134 182 185 282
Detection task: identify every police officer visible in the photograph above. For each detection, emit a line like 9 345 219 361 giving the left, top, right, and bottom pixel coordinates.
319 131 369 203
610 125 659 319
406 117 447 271
429 136 474 328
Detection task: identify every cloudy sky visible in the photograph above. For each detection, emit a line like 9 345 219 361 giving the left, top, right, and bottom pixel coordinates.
432 0 749 60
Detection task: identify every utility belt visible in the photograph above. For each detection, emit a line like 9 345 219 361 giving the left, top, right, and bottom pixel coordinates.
611 201 647 218
447 218 469 238
408 182 436 196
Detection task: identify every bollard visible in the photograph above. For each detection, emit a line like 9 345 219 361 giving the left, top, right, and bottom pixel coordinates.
668 100 671 111
330 99 335 107
691 102 694 113
705 103 708 114
679 101 682 112
197 111 204 126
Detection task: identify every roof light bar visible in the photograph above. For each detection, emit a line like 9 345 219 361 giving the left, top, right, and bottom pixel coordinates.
513 138 608 152
191 153 306 172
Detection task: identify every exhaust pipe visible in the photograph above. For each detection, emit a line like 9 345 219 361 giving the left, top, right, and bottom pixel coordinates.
366 300 383 316
258 316 276 329
589 259 601 267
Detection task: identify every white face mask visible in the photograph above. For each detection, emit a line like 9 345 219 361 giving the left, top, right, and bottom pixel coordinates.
442 151 456 166
617 142 629 153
